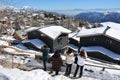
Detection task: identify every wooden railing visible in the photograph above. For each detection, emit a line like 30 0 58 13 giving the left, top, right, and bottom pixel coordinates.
85 57 120 71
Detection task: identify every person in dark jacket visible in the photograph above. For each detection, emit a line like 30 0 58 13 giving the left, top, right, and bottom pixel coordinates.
51 50 63 75
41 45 50 71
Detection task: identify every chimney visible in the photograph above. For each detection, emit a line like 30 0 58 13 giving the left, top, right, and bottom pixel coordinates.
103 26 110 34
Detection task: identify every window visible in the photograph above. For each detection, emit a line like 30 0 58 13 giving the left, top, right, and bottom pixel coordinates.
33 32 37 35
93 37 99 41
109 40 112 44
57 37 63 43
41 33 45 37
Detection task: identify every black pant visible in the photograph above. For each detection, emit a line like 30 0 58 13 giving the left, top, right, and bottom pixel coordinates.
55 70 59 75
65 64 72 76
43 60 46 71
74 64 84 77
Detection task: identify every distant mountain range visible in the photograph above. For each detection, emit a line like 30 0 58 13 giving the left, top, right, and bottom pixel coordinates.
1 6 120 23
49 8 120 16
75 12 120 23
49 9 120 23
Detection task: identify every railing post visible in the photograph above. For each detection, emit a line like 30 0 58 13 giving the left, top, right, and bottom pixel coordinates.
102 67 105 71
11 54 14 68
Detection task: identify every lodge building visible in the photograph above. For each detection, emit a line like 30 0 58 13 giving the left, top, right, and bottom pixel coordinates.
25 25 71 52
77 26 120 64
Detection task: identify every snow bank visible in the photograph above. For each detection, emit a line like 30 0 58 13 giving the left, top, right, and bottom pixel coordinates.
0 35 15 41
0 40 9 46
0 67 51 80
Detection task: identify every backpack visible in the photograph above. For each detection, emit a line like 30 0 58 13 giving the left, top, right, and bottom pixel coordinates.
74 56 78 64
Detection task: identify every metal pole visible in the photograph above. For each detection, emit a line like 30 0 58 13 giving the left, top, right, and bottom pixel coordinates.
11 54 14 68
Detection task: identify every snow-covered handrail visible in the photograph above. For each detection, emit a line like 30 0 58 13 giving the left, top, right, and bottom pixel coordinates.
85 63 120 70
0 45 42 56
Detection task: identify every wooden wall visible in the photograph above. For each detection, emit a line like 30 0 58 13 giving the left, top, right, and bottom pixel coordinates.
27 31 69 53
80 35 120 54
87 52 120 65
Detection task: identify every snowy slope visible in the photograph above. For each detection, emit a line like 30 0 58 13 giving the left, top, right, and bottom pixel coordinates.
0 58 120 80
1 33 120 80
0 65 97 80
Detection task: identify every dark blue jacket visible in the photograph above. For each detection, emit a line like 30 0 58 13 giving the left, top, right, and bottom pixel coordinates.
41 48 50 60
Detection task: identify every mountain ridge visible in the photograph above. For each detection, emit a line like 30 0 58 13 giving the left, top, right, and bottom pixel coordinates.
48 8 120 16
75 12 120 23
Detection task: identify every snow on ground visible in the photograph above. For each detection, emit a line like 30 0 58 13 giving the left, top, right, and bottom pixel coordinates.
0 52 120 80
0 35 15 41
0 33 120 80
1 49 120 80
0 58 120 80
0 62 100 80
0 65 74 80
0 40 9 46
0 40 42 56
83 65 120 80
0 67 51 80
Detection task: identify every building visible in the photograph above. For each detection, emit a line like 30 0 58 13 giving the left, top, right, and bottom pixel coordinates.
77 26 120 64
68 32 80 52
25 25 71 52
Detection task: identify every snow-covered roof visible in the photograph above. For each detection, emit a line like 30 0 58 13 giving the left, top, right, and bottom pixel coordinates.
77 26 107 37
25 26 71 40
106 28 120 41
22 39 46 49
101 22 120 30
81 46 120 60
69 32 79 41
68 44 79 51
38 26 71 40
15 44 28 50
77 26 120 41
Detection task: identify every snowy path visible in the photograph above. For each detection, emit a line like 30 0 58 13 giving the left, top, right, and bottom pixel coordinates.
30 59 120 80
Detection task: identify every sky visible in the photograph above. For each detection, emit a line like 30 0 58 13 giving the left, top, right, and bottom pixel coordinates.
0 0 120 10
